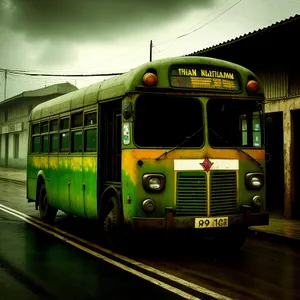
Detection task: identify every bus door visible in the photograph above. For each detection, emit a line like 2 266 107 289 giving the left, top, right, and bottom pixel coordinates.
99 101 122 193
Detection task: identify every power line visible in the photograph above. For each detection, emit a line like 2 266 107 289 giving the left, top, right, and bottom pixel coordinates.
0 68 124 78
187 0 230 32
175 0 243 39
154 0 242 49
0 1 243 78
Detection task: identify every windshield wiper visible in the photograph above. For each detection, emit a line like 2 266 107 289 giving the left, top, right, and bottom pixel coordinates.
209 128 263 170
156 126 204 160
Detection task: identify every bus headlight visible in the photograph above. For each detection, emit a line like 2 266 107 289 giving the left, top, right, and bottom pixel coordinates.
252 195 263 207
245 173 264 189
142 199 156 212
142 174 165 192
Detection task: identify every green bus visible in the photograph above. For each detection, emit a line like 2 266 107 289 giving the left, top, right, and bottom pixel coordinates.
27 56 269 248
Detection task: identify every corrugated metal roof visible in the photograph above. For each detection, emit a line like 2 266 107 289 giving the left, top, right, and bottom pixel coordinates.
187 14 300 56
0 82 78 106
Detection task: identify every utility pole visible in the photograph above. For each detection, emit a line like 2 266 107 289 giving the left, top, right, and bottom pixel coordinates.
150 40 153 62
4 69 7 100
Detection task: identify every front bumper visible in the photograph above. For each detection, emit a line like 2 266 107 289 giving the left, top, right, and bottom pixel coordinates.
132 207 269 232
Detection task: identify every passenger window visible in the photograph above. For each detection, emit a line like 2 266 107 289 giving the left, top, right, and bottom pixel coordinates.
32 124 40 135
71 112 83 128
60 118 69 130
41 121 49 133
84 112 97 126
50 119 59 131
84 129 96 152
72 131 82 152
60 132 70 152
32 136 40 153
50 134 59 152
41 135 49 153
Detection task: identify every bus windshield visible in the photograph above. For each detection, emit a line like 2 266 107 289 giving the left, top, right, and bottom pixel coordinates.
207 98 263 148
134 95 204 148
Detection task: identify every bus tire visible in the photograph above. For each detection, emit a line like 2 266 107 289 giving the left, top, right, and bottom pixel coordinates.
103 196 123 249
39 184 57 223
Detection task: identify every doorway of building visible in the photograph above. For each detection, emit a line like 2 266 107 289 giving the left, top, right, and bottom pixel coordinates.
265 112 284 214
292 110 300 219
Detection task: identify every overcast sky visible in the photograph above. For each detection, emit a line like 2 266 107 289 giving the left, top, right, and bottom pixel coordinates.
0 0 299 101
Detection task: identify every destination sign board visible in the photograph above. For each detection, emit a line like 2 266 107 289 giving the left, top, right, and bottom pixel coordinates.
169 66 241 91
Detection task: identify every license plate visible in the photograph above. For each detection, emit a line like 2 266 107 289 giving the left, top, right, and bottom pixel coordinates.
194 217 229 229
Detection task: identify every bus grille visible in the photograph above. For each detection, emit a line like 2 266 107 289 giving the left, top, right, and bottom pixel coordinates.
210 171 238 216
176 172 207 216
175 171 238 216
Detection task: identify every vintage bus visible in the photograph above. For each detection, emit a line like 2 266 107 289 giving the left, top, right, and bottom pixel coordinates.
27 56 269 248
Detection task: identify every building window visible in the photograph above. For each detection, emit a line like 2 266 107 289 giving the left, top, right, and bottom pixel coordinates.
14 134 19 158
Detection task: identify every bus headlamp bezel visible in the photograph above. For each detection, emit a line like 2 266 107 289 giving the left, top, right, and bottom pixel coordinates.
142 174 165 192
245 172 264 189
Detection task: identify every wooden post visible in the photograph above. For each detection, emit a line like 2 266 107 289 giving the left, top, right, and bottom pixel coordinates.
283 108 292 218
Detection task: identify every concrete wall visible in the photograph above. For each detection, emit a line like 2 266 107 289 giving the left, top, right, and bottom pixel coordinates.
0 97 59 169
0 101 30 169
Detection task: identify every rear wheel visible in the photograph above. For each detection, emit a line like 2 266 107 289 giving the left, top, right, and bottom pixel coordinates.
103 196 123 249
39 184 57 223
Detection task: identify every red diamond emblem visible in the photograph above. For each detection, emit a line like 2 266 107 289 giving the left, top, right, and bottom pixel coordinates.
200 158 213 172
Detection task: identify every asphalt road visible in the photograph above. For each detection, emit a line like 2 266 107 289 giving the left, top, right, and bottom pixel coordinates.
0 180 300 300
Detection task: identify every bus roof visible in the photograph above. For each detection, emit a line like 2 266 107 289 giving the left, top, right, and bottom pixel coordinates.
29 56 260 121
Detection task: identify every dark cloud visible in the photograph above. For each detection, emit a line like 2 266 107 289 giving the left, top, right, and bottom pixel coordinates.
0 0 216 43
35 41 79 67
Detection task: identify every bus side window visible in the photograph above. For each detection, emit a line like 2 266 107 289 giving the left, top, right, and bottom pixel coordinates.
72 131 82 152
31 123 40 153
41 134 49 153
32 136 40 153
60 132 70 152
50 119 59 131
72 112 83 128
84 129 96 152
84 112 97 126
50 134 59 152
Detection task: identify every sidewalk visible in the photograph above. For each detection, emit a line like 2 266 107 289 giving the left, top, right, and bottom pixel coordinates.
0 167 299 247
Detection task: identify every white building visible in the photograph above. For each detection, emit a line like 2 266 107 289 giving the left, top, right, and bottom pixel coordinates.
0 83 78 169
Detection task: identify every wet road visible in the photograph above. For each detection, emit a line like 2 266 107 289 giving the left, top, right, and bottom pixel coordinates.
1 180 300 300
0 208 189 300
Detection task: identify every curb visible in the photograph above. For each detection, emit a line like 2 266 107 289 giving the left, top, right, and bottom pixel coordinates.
0 177 26 185
248 227 300 248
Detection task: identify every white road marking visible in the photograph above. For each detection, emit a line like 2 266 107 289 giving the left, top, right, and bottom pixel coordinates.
0 204 233 300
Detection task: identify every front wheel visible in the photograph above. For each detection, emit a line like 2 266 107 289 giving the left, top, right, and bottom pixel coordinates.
103 196 123 249
39 184 57 223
